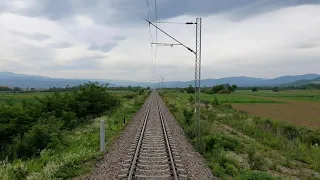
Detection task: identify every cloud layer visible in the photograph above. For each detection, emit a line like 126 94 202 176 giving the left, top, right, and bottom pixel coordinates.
0 0 320 81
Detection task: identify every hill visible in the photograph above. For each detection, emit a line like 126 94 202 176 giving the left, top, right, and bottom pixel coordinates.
0 72 319 88
281 77 320 87
163 74 320 88
0 72 113 88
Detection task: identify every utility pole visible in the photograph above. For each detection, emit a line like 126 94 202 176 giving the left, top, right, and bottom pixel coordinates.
195 18 202 139
147 18 202 141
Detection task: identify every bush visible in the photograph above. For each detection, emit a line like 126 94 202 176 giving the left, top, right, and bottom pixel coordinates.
217 89 231 94
212 97 219 107
188 95 194 104
204 134 241 152
186 85 195 94
183 108 193 125
0 82 120 160
237 170 275 180
123 93 135 99
247 148 267 170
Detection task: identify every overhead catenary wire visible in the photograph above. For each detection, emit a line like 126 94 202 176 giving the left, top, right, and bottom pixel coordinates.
147 20 196 54
156 21 196 25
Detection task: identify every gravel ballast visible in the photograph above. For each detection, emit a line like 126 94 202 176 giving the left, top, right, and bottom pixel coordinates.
86 93 214 179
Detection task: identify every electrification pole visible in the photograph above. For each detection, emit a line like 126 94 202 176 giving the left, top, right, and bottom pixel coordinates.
195 18 202 139
147 18 202 141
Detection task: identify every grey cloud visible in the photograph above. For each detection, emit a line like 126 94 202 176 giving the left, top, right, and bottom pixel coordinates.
112 36 127 41
2 0 319 25
45 55 106 70
9 30 50 41
48 42 73 49
88 43 117 52
295 42 319 49
13 44 55 64
156 64 178 69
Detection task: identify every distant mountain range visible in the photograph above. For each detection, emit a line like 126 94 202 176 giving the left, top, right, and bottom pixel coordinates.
281 77 320 87
0 72 319 88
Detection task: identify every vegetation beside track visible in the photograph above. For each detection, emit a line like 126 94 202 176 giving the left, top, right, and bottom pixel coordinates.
0 83 149 179
161 91 320 179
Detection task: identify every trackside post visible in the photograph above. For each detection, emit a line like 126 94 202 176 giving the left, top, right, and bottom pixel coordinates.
100 120 105 152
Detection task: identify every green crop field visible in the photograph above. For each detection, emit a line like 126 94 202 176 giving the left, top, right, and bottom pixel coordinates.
0 90 131 104
0 92 56 104
168 91 281 103
235 90 320 102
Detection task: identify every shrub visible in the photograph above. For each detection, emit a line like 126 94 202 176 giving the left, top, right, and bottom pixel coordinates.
252 87 258 92
212 97 219 107
123 93 135 99
225 163 238 176
188 95 194 104
217 89 231 94
138 89 145 95
183 108 193 125
237 170 275 180
186 85 195 94
247 148 267 170
204 134 241 152
203 100 209 109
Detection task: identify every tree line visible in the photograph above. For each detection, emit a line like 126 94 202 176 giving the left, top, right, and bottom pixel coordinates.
184 84 238 94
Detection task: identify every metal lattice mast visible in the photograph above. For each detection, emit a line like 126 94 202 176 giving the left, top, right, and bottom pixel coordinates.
195 18 202 138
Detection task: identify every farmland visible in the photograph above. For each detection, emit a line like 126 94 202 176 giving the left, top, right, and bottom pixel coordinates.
168 91 280 103
162 90 320 179
233 90 320 127
0 92 56 104
0 90 130 104
167 90 320 127
236 90 320 102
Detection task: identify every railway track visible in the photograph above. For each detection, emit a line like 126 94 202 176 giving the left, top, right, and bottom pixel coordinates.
119 92 187 179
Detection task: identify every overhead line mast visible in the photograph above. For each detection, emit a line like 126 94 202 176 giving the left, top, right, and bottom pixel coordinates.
146 18 202 144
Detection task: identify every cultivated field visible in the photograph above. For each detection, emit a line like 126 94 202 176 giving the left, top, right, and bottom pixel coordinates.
233 90 320 127
0 90 128 104
0 92 56 104
169 90 320 127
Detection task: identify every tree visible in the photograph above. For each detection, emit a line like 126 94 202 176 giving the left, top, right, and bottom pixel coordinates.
272 87 279 92
212 85 225 94
252 87 258 92
13 87 22 92
186 85 195 94
231 84 238 92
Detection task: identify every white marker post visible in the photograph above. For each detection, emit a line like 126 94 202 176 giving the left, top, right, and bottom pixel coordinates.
100 120 105 152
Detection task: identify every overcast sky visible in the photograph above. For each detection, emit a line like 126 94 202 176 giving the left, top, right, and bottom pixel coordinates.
0 0 320 81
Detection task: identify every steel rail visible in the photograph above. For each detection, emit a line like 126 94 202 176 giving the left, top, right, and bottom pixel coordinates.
156 94 178 180
127 96 152 180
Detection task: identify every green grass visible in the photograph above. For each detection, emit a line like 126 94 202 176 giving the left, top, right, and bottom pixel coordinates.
169 91 281 103
235 90 320 102
0 91 132 104
0 92 147 179
0 92 57 104
162 91 320 179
